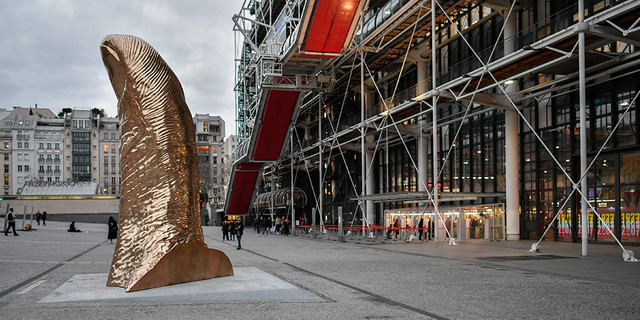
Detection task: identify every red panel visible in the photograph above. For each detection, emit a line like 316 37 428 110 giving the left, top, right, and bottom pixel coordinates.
237 162 263 170
226 169 260 215
302 0 360 54
252 90 299 161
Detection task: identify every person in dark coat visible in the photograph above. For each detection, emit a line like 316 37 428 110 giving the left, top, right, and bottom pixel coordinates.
417 217 425 240
283 219 290 236
107 216 118 243
222 221 230 241
235 218 244 250
41 211 47 226
35 210 42 226
230 220 237 241
68 221 81 232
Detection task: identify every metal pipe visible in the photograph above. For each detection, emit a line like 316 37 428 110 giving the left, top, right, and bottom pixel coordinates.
579 0 588 256
431 0 439 242
361 50 367 237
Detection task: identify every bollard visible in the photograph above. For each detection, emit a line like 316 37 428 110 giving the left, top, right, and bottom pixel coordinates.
338 207 343 242
312 207 316 240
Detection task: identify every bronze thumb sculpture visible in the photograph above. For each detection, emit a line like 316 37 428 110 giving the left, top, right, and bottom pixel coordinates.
100 34 233 292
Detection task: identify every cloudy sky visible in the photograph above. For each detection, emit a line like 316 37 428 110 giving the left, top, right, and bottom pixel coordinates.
0 0 240 137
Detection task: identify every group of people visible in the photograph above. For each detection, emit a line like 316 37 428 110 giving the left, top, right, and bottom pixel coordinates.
4 208 49 236
254 216 291 236
386 217 434 240
221 219 244 250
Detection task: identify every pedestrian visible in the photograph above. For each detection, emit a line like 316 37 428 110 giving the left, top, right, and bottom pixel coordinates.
68 221 81 232
35 210 42 226
41 211 47 226
108 216 118 243
222 220 230 241
417 217 424 240
393 218 400 238
283 219 290 236
230 220 237 241
255 216 262 235
4 208 18 236
235 218 244 250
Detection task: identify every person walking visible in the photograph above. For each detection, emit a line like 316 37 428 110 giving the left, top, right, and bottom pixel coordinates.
417 217 425 240
35 210 42 226
393 218 400 239
230 220 237 241
222 220 230 241
235 218 244 250
107 216 118 243
41 211 47 226
4 208 18 236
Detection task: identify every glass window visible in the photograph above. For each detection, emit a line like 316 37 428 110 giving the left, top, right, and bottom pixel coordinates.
104 144 109 153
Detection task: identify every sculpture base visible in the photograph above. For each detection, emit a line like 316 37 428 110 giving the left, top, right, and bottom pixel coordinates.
110 240 233 292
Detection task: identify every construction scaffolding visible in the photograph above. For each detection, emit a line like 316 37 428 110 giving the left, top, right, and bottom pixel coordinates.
232 0 640 261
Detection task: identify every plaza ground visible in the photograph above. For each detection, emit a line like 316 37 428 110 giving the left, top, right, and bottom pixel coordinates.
0 221 638 319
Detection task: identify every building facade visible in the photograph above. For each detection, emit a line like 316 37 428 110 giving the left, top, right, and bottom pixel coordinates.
193 114 226 206
233 0 640 244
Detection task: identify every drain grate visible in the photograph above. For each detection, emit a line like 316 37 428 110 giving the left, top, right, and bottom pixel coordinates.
478 255 577 261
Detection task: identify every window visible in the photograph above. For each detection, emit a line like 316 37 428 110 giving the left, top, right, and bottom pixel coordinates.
104 156 108 163
3 154 8 160
104 133 109 139
55 165 60 172
54 154 60 161
39 154 44 160
55 177 60 181
39 166 44 173
39 143 44 149
213 157 217 164
47 177 52 182
3 177 8 185
104 144 109 153
25 165 29 172
112 177 116 184
111 165 116 173
111 133 116 140
111 156 116 163
212 146 217 152
17 142 22 148
203 122 209 132
55 143 60 150
18 165 22 172
17 154 22 161
24 154 29 161
4 142 9 149
197 145 209 154
24 142 28 148
3 165 8 173
213 136 217 142
111 144 115 153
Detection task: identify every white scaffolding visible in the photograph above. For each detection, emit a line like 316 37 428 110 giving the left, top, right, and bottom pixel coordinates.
238 0 640 261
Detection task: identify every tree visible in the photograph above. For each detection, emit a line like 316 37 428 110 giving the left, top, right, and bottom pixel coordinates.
57 108 72 118
91 108 105 117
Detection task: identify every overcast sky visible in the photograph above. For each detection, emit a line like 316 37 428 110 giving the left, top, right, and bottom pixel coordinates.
0 0 240 137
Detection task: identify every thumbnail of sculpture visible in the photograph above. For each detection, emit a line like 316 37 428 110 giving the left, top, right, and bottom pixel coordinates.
100 34 233 292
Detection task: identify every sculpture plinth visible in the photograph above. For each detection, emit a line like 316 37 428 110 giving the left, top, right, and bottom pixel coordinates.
100 34 233 292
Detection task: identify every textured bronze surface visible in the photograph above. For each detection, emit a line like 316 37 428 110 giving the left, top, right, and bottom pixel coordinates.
100 34 233 292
